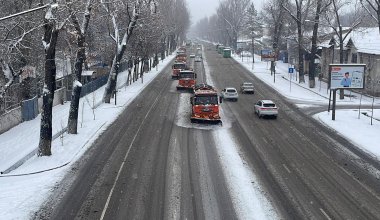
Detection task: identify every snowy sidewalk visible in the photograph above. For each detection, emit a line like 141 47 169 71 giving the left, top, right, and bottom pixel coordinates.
233 53 380 159
0 55 174 175
233 54 380 106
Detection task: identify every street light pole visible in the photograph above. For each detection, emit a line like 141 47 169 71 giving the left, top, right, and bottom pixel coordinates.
0 3 58 22
273 42 277 83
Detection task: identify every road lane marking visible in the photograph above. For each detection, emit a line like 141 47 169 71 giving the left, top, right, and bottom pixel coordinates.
319 208 332 220
164 135 182 220
262 137 268 144
100 81 167 220
282 164 292 173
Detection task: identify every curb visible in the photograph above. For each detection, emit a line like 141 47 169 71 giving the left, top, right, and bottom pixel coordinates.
0 55 175 176
0 123 106 177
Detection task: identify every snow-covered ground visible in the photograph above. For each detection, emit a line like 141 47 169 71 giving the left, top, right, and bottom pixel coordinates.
1 45 379 219
0 55 175 219
232 53 380 159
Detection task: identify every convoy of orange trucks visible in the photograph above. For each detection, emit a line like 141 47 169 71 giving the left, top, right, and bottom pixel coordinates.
173 45 222 124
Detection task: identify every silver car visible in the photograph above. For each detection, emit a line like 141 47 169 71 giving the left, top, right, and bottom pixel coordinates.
254 100 278 118
221 87 239 101
240 82 255 94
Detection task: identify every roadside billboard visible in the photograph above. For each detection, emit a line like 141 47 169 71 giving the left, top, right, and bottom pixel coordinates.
329 64 366 89
261 49 276 62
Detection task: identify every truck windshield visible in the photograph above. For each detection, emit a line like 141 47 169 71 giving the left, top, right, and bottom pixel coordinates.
180 73 195 78
173 64 186 69
194 96 218 105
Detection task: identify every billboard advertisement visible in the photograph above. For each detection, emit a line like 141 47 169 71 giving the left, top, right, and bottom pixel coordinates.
329 64 366 89
261 49 276 62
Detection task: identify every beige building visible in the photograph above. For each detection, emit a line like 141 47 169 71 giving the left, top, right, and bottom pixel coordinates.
320 27 380 96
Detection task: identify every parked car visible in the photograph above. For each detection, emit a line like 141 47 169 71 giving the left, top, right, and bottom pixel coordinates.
254 100 278 118
240 51 252 57
195 56 202 62
221 87 238 101
190 54 196 58
240 82 255 94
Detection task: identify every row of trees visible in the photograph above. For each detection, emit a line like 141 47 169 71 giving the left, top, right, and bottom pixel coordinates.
0 0 190 156
191 0 380 89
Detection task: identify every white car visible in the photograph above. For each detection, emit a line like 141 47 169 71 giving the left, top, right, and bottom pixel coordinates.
254 100 278 118
240 82 255 94
195 56 202 62
221 87 238 101
190 54 196 58
241 51 252 57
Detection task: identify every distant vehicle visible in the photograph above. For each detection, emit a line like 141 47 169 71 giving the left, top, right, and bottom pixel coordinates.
177 70 197 90
172 62 187 79
221 87 238 101
190 54 196 58
240 82 255 94
240 51 252 57
195 56 202 62
197 47 201 51
254 100 278 118
190 84 222 123
175 53 187 63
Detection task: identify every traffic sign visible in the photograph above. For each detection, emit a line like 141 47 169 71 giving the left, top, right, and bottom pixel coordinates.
288 67 294 73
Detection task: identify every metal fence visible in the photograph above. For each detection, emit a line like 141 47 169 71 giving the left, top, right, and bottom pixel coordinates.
21 96 38 121
80 75 109 97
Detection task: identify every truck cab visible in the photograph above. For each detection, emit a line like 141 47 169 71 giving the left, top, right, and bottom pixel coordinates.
172 62 187 79
190 84 222 123
177 70 196 90
175 53 187 63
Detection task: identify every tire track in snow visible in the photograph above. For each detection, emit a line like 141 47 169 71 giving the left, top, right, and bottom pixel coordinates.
203 47 279 219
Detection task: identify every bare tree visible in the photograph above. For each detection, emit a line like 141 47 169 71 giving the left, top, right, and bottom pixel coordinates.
308 0 332 88
38 1 66 156
216 0 251 50
360 0 380 32
325 0 361 99
261 0 289 66
101 0 157 103
282 0 313 83
67 0 93 134
0 1 45 109
243 3 262 63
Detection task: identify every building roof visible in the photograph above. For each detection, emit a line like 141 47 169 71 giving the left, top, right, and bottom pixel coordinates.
319 27 380 55
349 27 380 54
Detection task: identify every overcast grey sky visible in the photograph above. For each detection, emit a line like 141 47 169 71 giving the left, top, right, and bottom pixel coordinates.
187 0 265 25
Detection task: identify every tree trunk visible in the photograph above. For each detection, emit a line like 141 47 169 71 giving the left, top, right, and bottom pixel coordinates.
297 21 305 83
339 32 345 99
252 37 255 63
103 45 126 103
68 36 85 134
67 0 91 134
309 0 322 88
38 26 59 156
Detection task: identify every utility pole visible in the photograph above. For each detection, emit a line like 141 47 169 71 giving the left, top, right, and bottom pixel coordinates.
0 3 58 22
273 42 277 83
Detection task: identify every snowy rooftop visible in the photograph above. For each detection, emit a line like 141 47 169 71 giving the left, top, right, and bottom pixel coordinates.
319 27 380 55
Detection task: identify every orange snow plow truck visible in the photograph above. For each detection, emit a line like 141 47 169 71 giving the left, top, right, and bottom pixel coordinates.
172 62 187 79
177 70 197 90
175 53 187 63
190 84 222 123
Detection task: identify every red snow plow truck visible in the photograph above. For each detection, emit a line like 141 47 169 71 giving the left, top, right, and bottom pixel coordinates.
177 70 197 90
190 84 222 123
171 61 187 79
